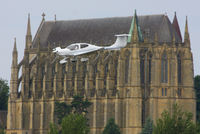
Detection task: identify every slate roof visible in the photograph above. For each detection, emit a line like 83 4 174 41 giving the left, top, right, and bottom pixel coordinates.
32 14 182 48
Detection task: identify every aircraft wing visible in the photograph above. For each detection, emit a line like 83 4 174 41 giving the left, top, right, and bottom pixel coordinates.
72 47 103 56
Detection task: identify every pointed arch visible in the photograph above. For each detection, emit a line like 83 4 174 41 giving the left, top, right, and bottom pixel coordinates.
161 51 168 83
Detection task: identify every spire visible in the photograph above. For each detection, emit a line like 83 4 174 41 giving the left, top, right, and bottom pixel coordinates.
26 13 32 49
26 13 31 36
128 10 143 43
184 16 190 44
13 37 17 52
12 38 18 67
10 38 19 99
172 12 182 42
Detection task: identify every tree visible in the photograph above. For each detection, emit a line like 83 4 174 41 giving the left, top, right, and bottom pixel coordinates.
71 95 92 114
195 75 200 122
0 78 9 110
54 102 72 124
61 113 89 134
140 117 153 134
52 95 92 134
153 104 196 134
48 123 59 134
102 118 121 134
54 95 92 124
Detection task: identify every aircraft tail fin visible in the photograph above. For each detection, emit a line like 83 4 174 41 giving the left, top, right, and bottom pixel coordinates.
104 34 130 50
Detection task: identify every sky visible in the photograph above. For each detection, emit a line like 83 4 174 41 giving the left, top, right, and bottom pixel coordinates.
0 0 199 82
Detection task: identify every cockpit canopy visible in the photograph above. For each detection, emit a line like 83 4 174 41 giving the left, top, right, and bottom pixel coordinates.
67 43 89 51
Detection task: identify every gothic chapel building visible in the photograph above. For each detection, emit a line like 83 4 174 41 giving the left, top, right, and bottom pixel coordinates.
7 11 196 134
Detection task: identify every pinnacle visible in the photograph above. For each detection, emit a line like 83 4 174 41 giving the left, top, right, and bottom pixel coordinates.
184 16 190 42
13 37 17 51
26 13 32 36
42 12 46 21
185 16 189 34
132 10 139 42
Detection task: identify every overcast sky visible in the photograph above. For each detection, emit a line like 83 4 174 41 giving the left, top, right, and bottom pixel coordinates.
0 0 199 82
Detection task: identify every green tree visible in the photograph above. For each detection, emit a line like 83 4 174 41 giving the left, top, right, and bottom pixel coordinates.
61 113 89 134
102 118 121 134
71 95 92 114
0 78 9 110
195 75 200 122
196 122 200 134
54 102 72 124
52 95 92 133
153 104 196 134
54 95 92 124
140 117 153 134
48 123 59 134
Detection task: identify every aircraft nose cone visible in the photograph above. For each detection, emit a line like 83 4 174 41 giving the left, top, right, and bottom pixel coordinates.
52 49 57 53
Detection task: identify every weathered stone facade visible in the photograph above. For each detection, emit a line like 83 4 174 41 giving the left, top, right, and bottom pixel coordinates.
7 12 196 134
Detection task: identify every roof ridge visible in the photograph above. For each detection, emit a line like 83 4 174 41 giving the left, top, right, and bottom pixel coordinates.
44 14 166 22
45 16 132 22
139 14 165 17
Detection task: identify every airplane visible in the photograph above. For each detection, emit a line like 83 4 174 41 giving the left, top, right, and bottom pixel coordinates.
52 34 130 64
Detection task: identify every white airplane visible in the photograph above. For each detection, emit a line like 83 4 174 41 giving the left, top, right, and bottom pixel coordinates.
52 34 129 64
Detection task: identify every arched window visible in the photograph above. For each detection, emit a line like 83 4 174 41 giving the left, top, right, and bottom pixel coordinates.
125 55 130 83
148 54 152 84
115 59 118 86
29 78 33 90
72 62 76 87
41 66 45 79
93 64 97 86
41 66 45 88
140 55 145 84
62 64 66 87
82 62 87 86
104 63 108 86
161 52 168 83
51 66 55 88
177 54 181 84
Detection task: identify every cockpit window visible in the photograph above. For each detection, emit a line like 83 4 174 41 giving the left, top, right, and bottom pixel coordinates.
81 44 88 48
67 45 79 50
